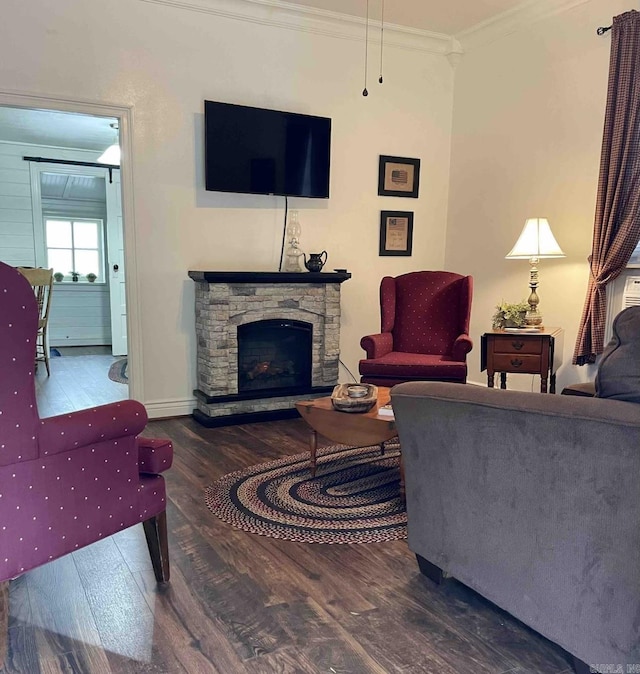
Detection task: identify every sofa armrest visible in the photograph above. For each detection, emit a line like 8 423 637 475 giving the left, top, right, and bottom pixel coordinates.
360 332 393 359
39 400 148 457
451 334 473 361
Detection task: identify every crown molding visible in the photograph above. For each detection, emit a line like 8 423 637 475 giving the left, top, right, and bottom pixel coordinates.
138 0 456 55
455 0 592 52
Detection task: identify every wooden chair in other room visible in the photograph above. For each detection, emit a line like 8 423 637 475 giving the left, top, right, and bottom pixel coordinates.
16 267 54 376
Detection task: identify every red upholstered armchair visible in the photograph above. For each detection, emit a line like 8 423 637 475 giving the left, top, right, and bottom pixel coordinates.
359 271 473 387
0 261 173 662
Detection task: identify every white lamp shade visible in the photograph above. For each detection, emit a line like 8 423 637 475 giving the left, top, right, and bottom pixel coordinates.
97 144 121 165
506 218 565 259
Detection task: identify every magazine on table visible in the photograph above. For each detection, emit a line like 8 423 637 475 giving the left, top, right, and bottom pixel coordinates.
378 402 394 418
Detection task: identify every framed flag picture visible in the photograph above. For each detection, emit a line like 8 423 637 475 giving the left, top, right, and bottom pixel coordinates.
378 155 420 198
379 211 413 256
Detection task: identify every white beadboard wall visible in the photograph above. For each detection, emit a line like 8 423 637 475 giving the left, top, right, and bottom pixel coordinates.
0 141 112 346
48 284 111 346
0 143 33 265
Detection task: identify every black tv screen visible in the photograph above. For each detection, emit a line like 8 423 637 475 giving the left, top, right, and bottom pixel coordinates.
204 101 331 198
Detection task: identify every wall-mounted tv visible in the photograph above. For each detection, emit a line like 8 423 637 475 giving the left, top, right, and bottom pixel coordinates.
204 101 331 199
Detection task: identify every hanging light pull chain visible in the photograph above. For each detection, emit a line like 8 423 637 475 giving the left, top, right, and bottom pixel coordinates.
379 0 385 84
362 0 369 96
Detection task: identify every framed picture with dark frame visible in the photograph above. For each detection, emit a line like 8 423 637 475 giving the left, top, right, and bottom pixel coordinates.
378 155 420 198
379 211 413 256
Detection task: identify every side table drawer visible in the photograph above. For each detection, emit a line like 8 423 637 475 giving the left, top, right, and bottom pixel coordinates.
491 336 542 355
493 354 542 373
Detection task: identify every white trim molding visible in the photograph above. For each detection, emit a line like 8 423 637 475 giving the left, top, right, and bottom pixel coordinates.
138 0 455 55
455 0 593 52
139 0 595 58
0 90 143 403
145 397 197 419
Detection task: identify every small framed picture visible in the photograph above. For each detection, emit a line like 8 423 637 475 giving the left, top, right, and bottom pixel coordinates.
378 155 420 198
379 211 413 256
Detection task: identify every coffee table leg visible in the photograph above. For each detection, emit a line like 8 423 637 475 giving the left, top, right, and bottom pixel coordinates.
380 441 385 456
309 428 318 477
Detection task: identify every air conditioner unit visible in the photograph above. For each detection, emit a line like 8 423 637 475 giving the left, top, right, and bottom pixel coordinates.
622 276 640 309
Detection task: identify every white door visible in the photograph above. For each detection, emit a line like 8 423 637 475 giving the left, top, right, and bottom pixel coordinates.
106 170 127 356
30 161 127 354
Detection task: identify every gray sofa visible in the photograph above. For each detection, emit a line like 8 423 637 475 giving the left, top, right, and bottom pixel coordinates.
392 380 640 673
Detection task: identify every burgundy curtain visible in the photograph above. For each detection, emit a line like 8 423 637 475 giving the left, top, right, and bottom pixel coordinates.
573 10 640 365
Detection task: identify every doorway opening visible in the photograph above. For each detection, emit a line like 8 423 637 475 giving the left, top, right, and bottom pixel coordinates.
0 102 131 413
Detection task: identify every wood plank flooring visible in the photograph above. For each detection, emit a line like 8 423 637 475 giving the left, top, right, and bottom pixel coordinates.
35 347 128 417
3 368 576 673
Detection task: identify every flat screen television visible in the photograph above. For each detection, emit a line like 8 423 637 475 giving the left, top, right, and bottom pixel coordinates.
204 101 331 198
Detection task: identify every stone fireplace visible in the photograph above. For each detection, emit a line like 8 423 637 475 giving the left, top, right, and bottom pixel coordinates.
189 271 351 426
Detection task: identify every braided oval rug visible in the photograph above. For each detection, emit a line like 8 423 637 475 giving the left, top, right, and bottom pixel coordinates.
204 442 407 544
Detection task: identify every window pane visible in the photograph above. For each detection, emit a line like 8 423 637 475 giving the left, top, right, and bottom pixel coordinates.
47 249 73 275
75 250 99 276
46 220 72 248
629 241 640 266
73 221 98 249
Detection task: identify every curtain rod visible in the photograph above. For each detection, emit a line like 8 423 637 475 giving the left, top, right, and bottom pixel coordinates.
22 156 120 183
597 24 612 35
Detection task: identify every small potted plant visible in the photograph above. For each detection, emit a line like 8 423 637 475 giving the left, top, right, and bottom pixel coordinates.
70 271 80 283
53 272 64 283
492 300 529 330
86 273 97 283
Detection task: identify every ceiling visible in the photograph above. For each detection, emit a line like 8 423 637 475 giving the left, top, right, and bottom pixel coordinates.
41 172 106 202
285 0 525 35
0 107 117 152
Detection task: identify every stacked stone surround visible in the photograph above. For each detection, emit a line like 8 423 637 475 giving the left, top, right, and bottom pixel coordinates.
190 272 349 420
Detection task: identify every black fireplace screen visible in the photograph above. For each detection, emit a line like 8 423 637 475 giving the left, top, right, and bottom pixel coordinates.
237 319 312 394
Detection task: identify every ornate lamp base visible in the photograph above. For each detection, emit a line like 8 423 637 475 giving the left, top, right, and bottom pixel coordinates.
525 258 543 328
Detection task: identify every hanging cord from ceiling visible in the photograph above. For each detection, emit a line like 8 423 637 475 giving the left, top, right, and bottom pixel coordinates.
379 0 385 84
278 195 289 272
362 0 370 96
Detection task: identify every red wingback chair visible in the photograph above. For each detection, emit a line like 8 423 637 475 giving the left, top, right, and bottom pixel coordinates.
359 271 473 387
0 261 173 663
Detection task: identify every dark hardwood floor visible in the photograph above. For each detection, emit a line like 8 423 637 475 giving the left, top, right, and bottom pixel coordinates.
5 374 575 673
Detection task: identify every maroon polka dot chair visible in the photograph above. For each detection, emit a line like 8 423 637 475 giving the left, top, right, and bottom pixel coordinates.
359 271 473 387
0 261 173 663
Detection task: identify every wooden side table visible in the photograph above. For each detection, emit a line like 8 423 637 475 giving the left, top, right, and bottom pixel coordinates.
481 327 564 393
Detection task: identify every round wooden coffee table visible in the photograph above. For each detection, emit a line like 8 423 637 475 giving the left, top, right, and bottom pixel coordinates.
295 386 404 494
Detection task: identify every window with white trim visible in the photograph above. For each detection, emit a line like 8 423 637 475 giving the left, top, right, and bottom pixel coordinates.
45 218 105 283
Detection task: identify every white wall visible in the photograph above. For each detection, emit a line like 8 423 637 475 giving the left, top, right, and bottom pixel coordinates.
446 0 629 390
0 0 456 416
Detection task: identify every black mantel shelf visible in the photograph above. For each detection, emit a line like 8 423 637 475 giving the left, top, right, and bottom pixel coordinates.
188 271 351 284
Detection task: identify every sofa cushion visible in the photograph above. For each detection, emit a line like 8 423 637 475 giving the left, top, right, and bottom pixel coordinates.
358 351 467 380
561 381 596 397
595 305 640 403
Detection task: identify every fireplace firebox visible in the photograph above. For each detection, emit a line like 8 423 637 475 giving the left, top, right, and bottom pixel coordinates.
238 319 312 395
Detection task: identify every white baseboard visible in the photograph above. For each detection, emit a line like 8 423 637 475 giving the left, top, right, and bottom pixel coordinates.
144 397 196 419
51 339 112 347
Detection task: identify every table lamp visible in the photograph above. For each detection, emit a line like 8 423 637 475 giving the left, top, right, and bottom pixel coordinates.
505 217 565 328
